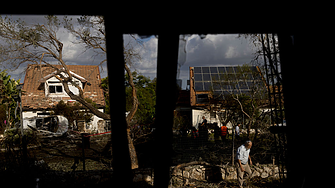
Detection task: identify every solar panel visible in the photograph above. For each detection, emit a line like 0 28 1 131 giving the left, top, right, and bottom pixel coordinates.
218 67 226 73
194 67 202 73
195 82 203 91
194 74 202 81
202 67 210 73
225 67 234 73
193 66 263 96
203 74 211 81
210 67 218 73
204 82 211 90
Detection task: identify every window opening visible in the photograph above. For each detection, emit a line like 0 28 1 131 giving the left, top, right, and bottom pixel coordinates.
49 85 63 93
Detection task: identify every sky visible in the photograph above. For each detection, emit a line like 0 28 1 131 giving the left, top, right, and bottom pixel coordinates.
0 15 258 89
124 34 257 89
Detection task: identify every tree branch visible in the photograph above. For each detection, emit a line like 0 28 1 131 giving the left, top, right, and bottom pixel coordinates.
60 76 110 120
233 96 251 119
125 63 138 124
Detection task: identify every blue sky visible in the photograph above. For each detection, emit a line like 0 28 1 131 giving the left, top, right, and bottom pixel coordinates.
0 15 258 89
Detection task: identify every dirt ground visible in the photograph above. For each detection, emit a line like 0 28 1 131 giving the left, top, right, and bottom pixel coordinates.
28 132 113 171
0 131 284 187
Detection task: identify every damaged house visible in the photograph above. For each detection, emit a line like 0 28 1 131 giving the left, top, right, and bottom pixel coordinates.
21 64 106 133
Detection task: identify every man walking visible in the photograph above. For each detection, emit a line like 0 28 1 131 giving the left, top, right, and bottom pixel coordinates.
235 140 253 188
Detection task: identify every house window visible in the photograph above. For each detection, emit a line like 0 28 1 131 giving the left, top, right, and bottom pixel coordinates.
49 85 63 93
196 94 209 104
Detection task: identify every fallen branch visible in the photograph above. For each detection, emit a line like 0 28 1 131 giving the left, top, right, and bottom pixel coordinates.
172 161 211 175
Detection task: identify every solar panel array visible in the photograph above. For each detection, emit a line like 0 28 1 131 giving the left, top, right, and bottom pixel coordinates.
192 66 263 99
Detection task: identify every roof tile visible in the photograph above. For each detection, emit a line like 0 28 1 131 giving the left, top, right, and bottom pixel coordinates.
22 64 105 110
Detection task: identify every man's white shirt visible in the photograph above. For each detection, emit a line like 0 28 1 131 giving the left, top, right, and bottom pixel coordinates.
236 144 250 164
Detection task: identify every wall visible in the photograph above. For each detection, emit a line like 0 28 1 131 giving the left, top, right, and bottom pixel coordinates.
22 109 105 133
132 163 284 186
84 108 104 131
45 76 82 98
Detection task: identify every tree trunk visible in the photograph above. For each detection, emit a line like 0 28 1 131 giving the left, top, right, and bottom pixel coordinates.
124 64 139 169
253 128 258 142
62 80 110 120
124 64 138 123
127 128 139 169
247 122 253 140
63 71 139 169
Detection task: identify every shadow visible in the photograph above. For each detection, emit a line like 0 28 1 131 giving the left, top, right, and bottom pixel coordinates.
205 165 223 183
0 168 153 188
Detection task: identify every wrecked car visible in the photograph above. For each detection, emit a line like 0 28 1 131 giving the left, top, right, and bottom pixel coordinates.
23 115 68 135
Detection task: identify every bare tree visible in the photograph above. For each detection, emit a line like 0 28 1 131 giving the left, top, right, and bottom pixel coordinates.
211 64 268 138
0 15 109 119
238 33 284 130
0 15 140 169
64 16 140 169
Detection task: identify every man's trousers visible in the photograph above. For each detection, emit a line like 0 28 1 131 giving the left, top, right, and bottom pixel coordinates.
235 161 252 188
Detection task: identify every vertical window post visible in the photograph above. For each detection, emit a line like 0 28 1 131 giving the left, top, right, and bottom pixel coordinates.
154 33 179 187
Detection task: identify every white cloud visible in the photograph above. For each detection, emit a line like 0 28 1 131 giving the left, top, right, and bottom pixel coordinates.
1 15 108 81
225 46 239 58
121 34 257 88
130 36 158 79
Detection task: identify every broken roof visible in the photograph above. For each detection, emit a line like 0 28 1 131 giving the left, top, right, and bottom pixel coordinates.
40 68 88 83
22 64 105 110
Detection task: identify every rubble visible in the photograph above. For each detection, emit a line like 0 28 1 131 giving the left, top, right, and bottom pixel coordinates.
131 163 284 186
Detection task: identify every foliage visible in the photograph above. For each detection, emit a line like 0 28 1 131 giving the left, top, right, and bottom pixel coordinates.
0 69 21 132
100 77 110 114
101 72 156 126
1 128 40 148
126 72 156 125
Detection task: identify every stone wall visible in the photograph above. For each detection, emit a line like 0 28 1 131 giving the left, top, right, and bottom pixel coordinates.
132 163 284 186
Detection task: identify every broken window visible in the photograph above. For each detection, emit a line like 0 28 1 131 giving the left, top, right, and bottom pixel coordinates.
56 86 62 92
49 85 63 93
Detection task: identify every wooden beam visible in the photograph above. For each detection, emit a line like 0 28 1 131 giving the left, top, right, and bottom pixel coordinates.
154 33 179 187
105 28 132 185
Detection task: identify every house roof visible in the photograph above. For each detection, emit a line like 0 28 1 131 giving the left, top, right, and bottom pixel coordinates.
40 68 88 83
22 64 105 110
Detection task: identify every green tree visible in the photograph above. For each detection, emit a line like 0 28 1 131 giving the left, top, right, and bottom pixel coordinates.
0 69 21 132
126 72 156 125
102 72 156 126
100 77 110 114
